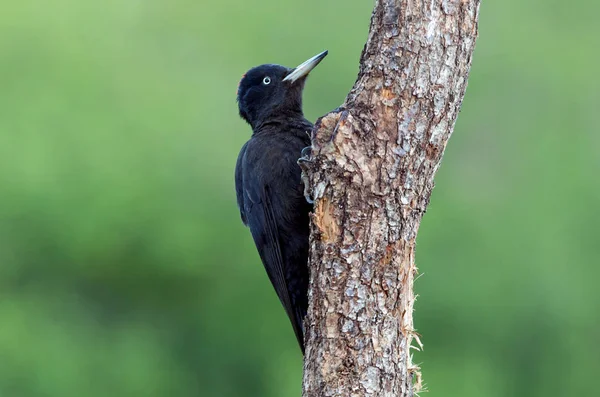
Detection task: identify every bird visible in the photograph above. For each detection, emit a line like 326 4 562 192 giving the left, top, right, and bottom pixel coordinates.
235 50 328 353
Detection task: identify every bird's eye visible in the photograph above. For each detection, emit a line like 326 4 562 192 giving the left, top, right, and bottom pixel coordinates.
263 76 271 85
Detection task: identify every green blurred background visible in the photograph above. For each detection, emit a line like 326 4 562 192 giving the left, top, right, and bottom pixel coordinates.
1 1 598 396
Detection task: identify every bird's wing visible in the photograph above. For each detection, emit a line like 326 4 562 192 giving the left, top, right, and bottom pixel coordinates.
235 142 249 225
245 181 305 350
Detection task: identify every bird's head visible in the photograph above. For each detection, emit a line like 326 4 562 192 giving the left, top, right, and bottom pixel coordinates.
237 50 328 129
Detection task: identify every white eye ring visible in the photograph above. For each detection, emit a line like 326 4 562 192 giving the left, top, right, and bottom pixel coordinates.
263 76 271 85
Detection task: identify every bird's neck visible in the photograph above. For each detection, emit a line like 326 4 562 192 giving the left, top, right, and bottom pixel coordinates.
252 111 309 134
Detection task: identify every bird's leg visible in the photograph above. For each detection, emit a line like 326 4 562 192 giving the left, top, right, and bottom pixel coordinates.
298 108 349 205
298 145 314 204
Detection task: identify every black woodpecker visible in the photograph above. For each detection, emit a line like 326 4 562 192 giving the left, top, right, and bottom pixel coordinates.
235 51 328 353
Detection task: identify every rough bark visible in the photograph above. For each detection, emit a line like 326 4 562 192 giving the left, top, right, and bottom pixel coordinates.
300 1 480 396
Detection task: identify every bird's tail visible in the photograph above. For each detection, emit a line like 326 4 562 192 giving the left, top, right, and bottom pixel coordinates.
291 308 306 354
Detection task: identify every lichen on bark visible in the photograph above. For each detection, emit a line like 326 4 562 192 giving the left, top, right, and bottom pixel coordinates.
300 1 480 396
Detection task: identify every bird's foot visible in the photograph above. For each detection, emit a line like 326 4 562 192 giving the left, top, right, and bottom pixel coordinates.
298 146 314 204
300 146 312 160
330 109 349 143
297 145 313 169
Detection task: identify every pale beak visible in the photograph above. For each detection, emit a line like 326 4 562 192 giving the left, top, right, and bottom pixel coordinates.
283 50 328 83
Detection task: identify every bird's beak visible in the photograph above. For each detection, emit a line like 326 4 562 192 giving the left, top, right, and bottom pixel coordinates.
283 50 328 83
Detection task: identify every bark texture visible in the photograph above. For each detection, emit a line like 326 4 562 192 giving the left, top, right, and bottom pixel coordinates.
300 1 480 396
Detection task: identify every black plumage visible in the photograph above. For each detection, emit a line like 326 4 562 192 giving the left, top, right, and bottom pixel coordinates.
235 51 327 352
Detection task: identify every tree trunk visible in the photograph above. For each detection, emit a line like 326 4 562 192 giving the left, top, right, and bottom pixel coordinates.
300 1 480 396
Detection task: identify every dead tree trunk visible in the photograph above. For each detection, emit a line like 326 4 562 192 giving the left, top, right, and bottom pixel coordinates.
300 1 480 396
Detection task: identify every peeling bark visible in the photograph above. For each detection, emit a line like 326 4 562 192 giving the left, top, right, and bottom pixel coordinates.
300 1 480 396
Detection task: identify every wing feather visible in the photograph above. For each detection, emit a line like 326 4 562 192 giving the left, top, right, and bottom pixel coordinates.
235 137 306 352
